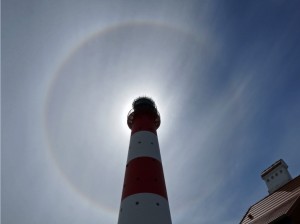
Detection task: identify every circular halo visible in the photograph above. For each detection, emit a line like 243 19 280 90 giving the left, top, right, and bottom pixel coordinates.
44 20 209 217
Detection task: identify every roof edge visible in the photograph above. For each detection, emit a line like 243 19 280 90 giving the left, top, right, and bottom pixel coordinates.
239 175 300 224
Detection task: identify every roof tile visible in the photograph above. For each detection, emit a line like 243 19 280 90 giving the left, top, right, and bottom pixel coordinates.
240 175 300 224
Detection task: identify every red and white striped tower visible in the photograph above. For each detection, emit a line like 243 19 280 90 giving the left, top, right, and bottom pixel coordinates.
117 97 172 224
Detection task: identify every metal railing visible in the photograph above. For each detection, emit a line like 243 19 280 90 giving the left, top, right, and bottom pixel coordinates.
127 108 161 129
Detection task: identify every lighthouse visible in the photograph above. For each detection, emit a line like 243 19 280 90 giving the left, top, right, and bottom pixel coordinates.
117 97 172 224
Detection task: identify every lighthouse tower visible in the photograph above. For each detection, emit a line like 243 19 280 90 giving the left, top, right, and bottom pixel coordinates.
117 97 172 224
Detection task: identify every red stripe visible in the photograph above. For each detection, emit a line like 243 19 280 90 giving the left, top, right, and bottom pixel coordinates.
131 112 157 135
121 157 168 200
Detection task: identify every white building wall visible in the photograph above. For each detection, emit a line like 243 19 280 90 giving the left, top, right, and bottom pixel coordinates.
262 163 292 193
118 193 172 224
127 131 161 163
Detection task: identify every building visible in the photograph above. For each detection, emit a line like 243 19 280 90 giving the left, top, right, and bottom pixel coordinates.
240 159 300 224
117 97 172 224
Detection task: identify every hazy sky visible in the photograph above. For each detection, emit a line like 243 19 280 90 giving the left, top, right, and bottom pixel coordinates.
2 1 300 223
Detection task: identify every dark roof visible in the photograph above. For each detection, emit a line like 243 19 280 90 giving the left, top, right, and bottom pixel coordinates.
240 175 300 224
132 96 156 109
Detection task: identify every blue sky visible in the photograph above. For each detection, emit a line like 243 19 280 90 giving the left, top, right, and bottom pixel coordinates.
2 1 300 223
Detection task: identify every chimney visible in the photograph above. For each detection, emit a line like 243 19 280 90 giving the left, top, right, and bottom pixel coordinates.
261 159 292 194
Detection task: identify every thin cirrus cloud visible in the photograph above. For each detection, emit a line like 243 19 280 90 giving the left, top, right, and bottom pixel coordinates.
44 21 216 218
2 0 300 224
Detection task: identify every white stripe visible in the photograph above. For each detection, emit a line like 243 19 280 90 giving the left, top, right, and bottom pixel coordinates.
127 131 161 163
118 193 172 224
